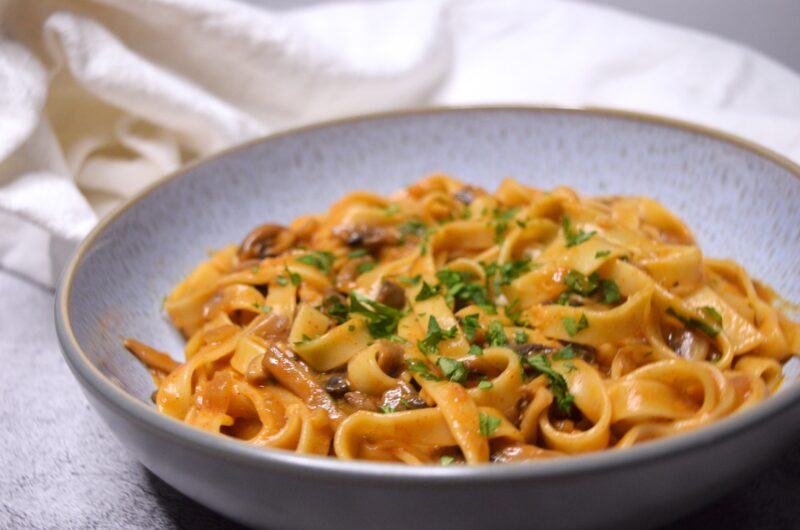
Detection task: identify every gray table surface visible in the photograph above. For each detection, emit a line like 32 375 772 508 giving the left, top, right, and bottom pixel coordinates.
1 269 798 529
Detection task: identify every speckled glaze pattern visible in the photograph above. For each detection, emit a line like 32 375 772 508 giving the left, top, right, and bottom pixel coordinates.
57 108 800 530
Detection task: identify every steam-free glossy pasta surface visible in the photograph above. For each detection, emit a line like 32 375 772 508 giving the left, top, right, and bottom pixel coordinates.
126 175 800 465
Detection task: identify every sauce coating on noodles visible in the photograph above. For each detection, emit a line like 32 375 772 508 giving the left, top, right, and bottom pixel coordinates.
126 175 800 465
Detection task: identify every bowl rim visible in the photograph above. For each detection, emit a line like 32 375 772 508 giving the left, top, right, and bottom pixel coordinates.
55 104 800 483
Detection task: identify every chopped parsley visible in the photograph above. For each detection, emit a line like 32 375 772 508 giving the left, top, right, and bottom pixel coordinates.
378 405 396 414
322 295 349 324
417 316 458 355
560 269 621 305
347 248 369 258
250 303 272 313
701 306 724 327
564 270 600 296
415 281 440 301
396 274 422 286
462 313 480 341
552 344 576 360
383 203 400 216
600 279 621 304
561 313 589 337
486 320 508 346
296 251 336 274
563 216 597 247
398 220 426 237
666 307 719 338
515 331 529 344
468 344 483 356
440 455 456 466
595 250 611 258
282 264 301 287
406 359 441 381
436 357 468 383
479 412 501 437
435 269 492 310
477 380 493 390
349 292 405 339
250 265 260 273
524 355 575 415
356 261 376 275
276 276 288 286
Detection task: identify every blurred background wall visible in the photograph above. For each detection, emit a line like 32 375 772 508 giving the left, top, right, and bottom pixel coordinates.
239 0 800 73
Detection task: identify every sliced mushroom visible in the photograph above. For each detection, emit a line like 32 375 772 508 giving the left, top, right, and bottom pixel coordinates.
324 374 350 398
512 343 558 357
343 391 378 412
453 188 476 205
333 224 400 250
262 341 344 425
376 341 405 377
375 280 406 310
239 224 296 260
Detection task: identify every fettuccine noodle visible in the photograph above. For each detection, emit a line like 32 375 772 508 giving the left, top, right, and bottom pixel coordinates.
126 175 800 465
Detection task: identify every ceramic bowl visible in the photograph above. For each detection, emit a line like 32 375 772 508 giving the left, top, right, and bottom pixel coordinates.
55 107 800 529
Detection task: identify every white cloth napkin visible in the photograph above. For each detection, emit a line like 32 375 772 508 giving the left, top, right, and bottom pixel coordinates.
2 0 800 288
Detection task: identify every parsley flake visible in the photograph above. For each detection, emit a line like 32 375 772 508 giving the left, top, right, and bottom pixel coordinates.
479 412 501 437
486 320 508 346
347 249 369 258
468 344 483 356
595 250 611 258
296 251 336 274
477 380 493 390
524 355 575 415
406 359 441 381
563 216 597 247
378 405 396 414
600 279 621 304
436 357 468 383
356 261 376 275
561 313 589 336
666 307 719 337
462 313 480 342
415 281 440 301
701 306 724 327
417 316 458 355
440 455 456 466
349 292 405 339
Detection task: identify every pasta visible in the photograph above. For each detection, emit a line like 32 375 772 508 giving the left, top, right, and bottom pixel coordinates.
125 174 800 465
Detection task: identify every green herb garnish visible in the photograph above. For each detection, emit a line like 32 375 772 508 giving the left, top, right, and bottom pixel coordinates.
600 279 621 304
349 292 405 339
524 355 575 415
397 275 422 286
553 344 576 360
486 320 508 347
436 357 468 383
595 250 611 258
417 316 458 355
462 313 480 342
251 303 272 313
666 307 719 337
296 251 336 274
347 248 369 258
406 359 441 381
563 216 597 247
701 306 724 327
356 261 376 275
477 380 493 390
468 344 483 356
479 412 501 437
440 455 456 466
323 295 349 324
378 405 396 414
561 313 589 337
415 281 440 301
515 331 529 344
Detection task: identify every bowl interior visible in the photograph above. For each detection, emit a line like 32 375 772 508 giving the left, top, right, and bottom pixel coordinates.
65 108 800 403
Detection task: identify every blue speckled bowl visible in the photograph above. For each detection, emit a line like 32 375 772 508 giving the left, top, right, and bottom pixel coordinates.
55 107 800 530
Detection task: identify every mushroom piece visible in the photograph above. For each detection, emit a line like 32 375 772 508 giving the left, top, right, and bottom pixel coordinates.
333 224 400 250
238 224 296 260
376 341 405 377
375 280 406 310
343 391 378 412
